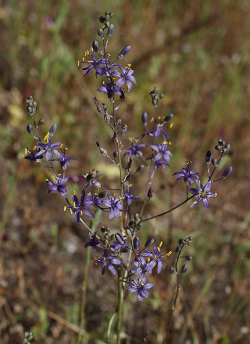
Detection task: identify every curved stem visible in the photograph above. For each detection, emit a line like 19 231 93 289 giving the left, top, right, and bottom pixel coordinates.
142 195 195 223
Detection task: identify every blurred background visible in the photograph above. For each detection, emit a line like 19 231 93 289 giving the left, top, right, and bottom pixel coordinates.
1 0 250 343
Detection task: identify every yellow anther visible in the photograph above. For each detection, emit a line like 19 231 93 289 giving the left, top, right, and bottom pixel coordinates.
170 123 173 128
128 184 133 188
198 180 201 186
33 145 36 150
169 142 171 145
215 193 218 197
64 206 66 211
60 143 63 149
44 132 50 143
78 61 80 66
73 202 76 207
73 191 76 196
159 241 163 247
163 141 167 145
193 201 197 205
91 47 93 52
82 57 85 61
55 177 59 180
154 255 157 259
129 137 134 141
70 209 73 214
65 147 68 150
88 60 93 63
158 116 161 120
150 117 154 122
103 258 106 261
45 179 48 181
80 211 83 215
165 251 172 257
157 247 160 252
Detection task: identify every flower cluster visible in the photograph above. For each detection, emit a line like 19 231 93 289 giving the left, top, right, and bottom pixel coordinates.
24 10 232 312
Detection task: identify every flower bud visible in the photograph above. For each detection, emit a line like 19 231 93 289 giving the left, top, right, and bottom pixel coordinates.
115 233 124 245
49 123 57 136
147 187 153 199
178 239 184 245
108 24 114 37
223 144 230 153
218 138 225 146
212 158 218 167
144 238 154 249
175 246 181 253
121 247 129 253
215 145 222 151
92 40 100 53
118 45 131 59
185 255 192 261
206 150 212 164
136 165 144 173
38 118 44 126
125 227 132 237
27 124 33 134
113 151 118 159
221 166 232 179
133 237 140 250
101 226 106 233
181 264 188 274
99 16 106 23
169 267 175 274
97 28 104 37
163 114 174 122
33 101 37 107
98 191 107 198
141 111 148 126
159 93 164 99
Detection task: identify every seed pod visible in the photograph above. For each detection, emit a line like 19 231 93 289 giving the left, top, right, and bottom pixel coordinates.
218 138 225 145
144 238 154 249
118 45 131 59
212 158 218 167
27 124 33 134
49 123 57 136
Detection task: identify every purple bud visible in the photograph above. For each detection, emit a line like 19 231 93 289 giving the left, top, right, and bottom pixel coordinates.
175 246 181 253
147 187 153 200
108 24 114 37
163 114 174 122
92 40 100 53
97 28 104 37
98 191 107 198
169 267 175 274
144 238 154 249
141 111 148 126
212 158 218 167
185 255 192 261
38 118 44 126
93 97 103 113
27 124 33 134
181 264 188 274
118 45 131 59
115 233 124 245
221 166 232 179
206 151 212 165
133 237 140 250
49 123 57 136
136 165 144 173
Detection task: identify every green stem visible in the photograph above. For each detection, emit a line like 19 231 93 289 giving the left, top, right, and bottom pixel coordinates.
116 266 122 344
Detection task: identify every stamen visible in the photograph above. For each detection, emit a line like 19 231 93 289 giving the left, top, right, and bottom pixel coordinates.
64 206 66 211
165 251 172 256
170 123 173 128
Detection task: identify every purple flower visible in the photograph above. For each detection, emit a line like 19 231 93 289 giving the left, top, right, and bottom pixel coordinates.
102 194 123 219
95 249 121 275
124 144 146 158
153 159 168 170
127 274 154 302
97 82 121 98
36 136 61 162
80 50 105 77
189 180 217 209
131 256 155 275
64 190 95 223
116 67 136 91
85 231 100 251
86 194 103 209
151 142 172 163
173 163 199 186
153 123 169 141
142 242 167 273
46 175 69 198
24 148 43 161
124 185 140 206
52 149 76 170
